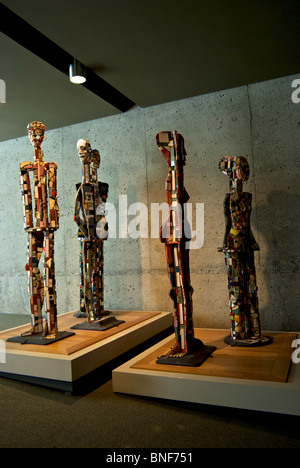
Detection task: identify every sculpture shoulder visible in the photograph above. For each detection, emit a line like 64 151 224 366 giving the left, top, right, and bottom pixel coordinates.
19 161 32 171
98 181 109 189
229 191 252 200
98 182 109 197
47 162 58 170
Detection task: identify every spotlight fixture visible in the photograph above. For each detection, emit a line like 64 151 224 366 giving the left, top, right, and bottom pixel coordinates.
69 59 87 84
1 2 135 111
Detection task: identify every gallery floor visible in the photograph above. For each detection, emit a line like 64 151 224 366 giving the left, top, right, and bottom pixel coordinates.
0 314 299 449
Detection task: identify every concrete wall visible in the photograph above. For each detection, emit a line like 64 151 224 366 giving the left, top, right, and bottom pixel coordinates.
0 73 299 332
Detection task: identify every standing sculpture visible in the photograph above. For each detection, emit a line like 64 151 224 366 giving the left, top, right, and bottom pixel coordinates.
73 139 95 319
155 131 216 366
10 121 74 344
218 156 272 347
72 139 124 331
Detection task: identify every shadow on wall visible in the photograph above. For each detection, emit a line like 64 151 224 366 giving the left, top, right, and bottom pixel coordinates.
257 190 300 331
105 180 144 311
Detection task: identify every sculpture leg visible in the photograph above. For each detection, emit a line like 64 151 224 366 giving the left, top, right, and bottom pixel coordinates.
22 232 44 336
98 240 105 312
225 252 272 346
165 243 197 355
165 244 181 353
157 242 215 366
243 252 261 338
43 231 58 337
92 238 104 321
225 252 248 342
79 241 85 314
82 240 94 322
180 244 196 353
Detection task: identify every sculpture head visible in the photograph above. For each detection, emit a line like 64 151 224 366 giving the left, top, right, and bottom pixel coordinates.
91 149 101 170
77 139 92 165
27 121 46 148
156 131 187 167
219 156 250 182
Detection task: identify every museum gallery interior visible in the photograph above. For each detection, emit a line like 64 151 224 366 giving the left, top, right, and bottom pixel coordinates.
0 0 299 450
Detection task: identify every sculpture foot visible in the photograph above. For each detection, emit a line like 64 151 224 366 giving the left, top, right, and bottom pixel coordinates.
42 325 58 340
100 309 111 316
73 310 87 319
224 334 273 347
70 316 125 331
156 339 216 367
20 327 40 337
166 341 183 357
44 334 57 340
7 330 75 346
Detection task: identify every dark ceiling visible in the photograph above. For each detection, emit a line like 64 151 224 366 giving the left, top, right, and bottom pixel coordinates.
0 0 299 142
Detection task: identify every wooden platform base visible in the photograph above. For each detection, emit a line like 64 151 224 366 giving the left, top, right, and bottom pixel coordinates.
0 310 172 393
112 329 300 416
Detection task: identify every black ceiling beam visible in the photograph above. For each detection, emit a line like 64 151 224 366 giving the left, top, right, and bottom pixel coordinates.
0 2 136 112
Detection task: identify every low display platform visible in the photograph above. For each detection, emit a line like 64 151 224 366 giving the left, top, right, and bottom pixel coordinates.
112 328 300 416
0 310 172 392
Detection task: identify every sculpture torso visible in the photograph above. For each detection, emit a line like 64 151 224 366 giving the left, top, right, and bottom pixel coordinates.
223 191 259 252
76 180 108 241
20 151 59 232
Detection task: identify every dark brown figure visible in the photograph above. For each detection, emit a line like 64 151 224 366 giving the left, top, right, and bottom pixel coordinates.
155 131 216 366
218 156 272 347
73 139 123 331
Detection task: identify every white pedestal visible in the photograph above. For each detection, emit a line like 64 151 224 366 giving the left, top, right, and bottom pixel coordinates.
0 310 172 392
112 329 300 416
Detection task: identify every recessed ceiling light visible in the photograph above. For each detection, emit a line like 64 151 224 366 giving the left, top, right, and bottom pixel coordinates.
69 59 86 84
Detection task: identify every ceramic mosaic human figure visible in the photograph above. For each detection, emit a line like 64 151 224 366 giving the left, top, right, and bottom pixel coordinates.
74 140 109 322
75 140 91 319
218 156 272 347
156 131 216 365
19 121 59 338
90 149 110 315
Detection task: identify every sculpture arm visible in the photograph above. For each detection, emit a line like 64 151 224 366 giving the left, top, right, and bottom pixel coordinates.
96 206 109 240
223 194 232 247
96 182 109 240
48 163 59 229
19 162 33 230
74 186 88 238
